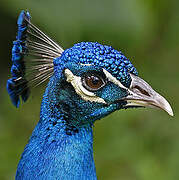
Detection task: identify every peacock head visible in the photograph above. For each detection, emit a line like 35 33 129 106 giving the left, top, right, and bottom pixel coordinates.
50 42 173 128
7 11 173 129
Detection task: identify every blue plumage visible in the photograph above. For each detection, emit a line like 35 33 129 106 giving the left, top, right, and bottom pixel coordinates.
8 11 173 180
55 42 138 87
7 11 30 107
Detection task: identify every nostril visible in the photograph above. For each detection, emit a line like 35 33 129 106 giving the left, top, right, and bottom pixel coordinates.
133 85 150 97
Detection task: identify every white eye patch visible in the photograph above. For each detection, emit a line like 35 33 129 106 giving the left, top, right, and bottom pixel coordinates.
103 69 128 90
64 69 106 104
102 69 137 97
79 63 92 66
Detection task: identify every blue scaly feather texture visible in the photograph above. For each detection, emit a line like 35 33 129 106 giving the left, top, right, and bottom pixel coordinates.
8 11 172 180
55 42 138 87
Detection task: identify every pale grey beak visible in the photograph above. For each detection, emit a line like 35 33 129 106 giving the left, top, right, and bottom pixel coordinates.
124 74 174 116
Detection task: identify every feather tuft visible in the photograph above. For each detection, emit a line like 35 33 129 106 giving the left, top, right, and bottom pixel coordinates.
7 10 64 107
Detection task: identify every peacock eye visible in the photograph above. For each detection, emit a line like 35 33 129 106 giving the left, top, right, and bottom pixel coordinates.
82 74 106 91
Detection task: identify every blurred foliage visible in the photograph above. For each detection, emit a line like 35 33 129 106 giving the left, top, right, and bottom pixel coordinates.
0 0 178 179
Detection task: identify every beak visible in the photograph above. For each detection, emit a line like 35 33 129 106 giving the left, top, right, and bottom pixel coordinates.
123 73 174 116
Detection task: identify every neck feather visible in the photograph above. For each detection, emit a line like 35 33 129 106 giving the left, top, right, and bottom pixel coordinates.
16 84 97 180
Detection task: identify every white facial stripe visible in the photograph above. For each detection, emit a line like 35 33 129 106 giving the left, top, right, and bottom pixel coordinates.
79 63 92 66
64 69 106 104
103 69 139 98
103 69 128 90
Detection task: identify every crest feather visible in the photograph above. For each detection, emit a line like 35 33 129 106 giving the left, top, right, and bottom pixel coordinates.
7 10 64 107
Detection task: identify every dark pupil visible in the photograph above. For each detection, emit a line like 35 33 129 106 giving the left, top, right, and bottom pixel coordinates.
86 75 103 89
91 76 100 85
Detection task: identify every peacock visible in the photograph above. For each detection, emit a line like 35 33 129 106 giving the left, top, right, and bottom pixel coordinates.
7 11 173 180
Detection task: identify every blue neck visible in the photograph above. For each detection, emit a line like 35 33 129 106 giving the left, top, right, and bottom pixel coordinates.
16 80 97 180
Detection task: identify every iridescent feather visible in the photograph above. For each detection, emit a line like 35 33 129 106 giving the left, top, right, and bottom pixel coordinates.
7 10 64 107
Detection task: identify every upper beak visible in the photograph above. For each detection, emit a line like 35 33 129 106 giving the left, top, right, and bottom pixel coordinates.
123 73 174 116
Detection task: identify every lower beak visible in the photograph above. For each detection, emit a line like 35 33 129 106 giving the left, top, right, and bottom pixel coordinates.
123 74 173 116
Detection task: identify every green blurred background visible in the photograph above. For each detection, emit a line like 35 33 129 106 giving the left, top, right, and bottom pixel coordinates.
0 0 178 179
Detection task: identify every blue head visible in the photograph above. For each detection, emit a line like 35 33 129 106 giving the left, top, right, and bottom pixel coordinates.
47 42 137 128
42 41 172 129
7 11 173 129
